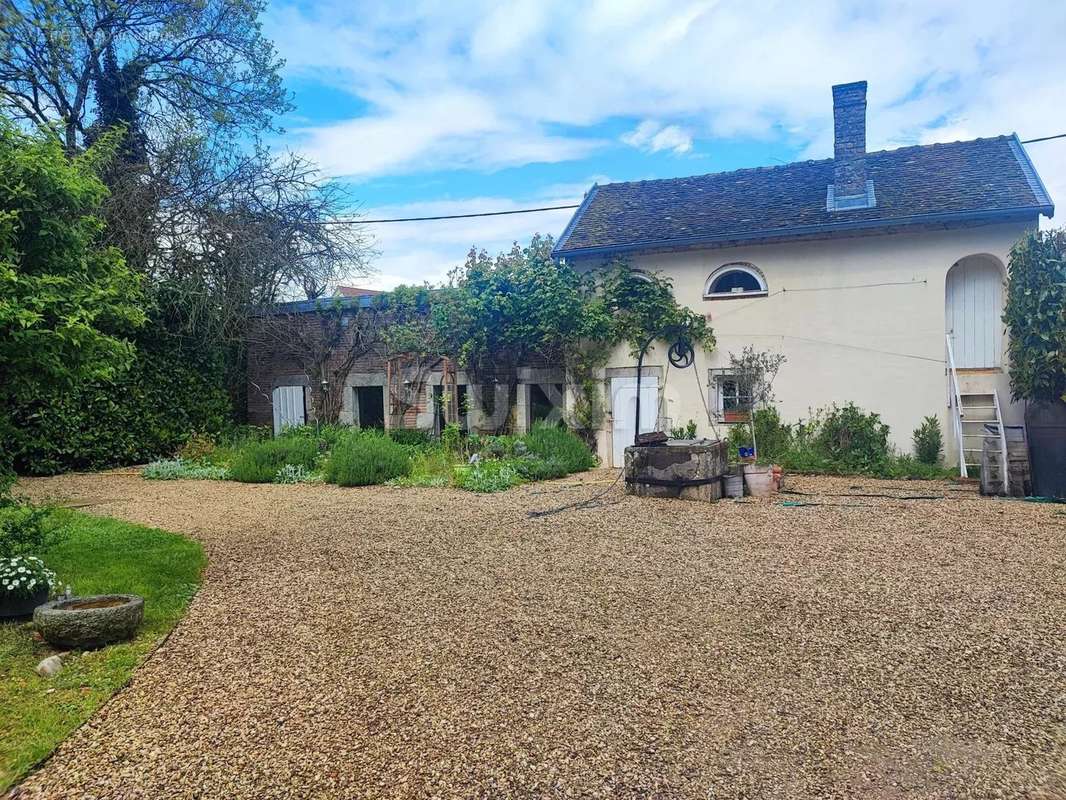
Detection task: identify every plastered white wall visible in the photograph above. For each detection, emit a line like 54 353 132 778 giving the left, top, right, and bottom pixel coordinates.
573 221 1035 467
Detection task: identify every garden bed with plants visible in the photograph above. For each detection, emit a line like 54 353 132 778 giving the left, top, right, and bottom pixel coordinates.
725 403 958 480
0 503 204 791
142 422 598 493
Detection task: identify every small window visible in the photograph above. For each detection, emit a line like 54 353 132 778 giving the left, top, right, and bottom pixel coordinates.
709 370 753 422
704 264 767 299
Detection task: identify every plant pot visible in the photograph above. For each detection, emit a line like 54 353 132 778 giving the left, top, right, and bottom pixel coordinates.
0 586 50 620
34 594 144 649
742 464 775 498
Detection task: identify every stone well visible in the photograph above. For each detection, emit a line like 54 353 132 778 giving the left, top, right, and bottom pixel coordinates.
623 439 728 502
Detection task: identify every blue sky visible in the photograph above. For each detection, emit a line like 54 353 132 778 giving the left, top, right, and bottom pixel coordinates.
263 0 1066 289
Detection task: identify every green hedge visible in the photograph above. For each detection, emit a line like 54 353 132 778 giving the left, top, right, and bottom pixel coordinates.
7 328 231 475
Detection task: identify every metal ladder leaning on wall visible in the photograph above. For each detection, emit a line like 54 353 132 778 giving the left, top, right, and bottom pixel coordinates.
946 334 1009 494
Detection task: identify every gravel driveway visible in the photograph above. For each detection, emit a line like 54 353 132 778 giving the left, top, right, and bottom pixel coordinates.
11 472 1065 799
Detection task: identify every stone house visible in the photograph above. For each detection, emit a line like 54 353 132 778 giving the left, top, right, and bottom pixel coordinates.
554 81 1055 469
246 288 565 435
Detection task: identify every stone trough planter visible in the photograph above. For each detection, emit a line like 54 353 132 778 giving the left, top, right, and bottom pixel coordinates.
34 594 144 650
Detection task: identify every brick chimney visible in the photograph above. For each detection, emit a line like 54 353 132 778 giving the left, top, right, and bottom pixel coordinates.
829 80 873 209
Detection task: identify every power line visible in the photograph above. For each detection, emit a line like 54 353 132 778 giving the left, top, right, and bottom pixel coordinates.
313 133 1062 226
1021 133 1066 144
322 203 580 226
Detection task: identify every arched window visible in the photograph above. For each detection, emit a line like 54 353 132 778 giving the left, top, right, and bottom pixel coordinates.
704 263 767 299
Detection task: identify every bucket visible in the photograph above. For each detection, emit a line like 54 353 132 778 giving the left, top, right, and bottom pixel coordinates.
743 464 775 498
723 472 744 498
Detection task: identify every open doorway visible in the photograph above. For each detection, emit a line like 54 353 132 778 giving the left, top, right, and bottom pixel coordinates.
354 386 385 429
433 384 468 434
529 383 564 427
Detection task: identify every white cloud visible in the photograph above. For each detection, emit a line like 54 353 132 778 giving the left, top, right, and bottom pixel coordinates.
267 1 1066 179
621 120 693 155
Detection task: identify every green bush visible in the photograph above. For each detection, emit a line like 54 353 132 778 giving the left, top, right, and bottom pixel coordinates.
7 325 232 476
520 423 597 474
511 456 569 481
440 422 462 454
912 415 943 465
1003 228 1066 403
277 424 350 450
143 459 230 481
325 432 411 487
387 428 434 448
0 503 57 559
389 448 452 487
453 459 522 492
229 438 319 483
814 403 890 471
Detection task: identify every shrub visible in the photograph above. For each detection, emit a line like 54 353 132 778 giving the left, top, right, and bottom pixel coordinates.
1003 228 1066 403
0 555 58 598
912 415 944 465
177 434 217 462
0 504 55 559
453 459 522 493
7 327 232 476
389 449 452 487
273 464 319 484
229 438 319 484
278 424 349 450
387 428 433 448
814 403 890 471
143 459 230 481
752 407 792 461
440 422 463 454
325 432 411 486
511 456 569 481
520 423 597 474
669 420 698 439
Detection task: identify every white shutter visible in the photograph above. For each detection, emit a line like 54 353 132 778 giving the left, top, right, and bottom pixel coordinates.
946 257 1002 368
272 386 306 435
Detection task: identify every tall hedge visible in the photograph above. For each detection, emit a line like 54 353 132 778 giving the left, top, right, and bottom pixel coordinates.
1004 228 1066 403
7 328 231 475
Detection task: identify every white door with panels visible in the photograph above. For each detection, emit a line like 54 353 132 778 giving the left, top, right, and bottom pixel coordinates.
945 256 1003 368
610 376 659 467
272 385 306 435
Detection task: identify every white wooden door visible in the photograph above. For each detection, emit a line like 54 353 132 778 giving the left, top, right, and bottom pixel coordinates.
946 257 1003 368
272 386 306 435
610 376 659 467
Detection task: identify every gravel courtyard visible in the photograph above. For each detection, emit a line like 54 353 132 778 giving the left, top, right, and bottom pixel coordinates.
11 472 1065 799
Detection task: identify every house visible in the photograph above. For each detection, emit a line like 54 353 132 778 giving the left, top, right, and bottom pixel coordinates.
554 81 1054 468
245 293 565 436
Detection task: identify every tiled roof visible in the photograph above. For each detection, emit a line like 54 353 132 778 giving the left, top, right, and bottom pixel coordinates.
335 286 382 297
554 135 1054 257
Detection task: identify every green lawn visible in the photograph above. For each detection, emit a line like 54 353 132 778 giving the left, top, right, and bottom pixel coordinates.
0 510 205 792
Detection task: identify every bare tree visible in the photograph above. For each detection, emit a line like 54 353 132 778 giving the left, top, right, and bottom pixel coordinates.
0 0 288 152
248 301 384 425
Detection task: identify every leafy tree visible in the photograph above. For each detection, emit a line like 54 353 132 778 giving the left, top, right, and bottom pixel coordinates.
0 0 369 421
597 259 715 353
1004 228 1066 403
0 123 143 482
